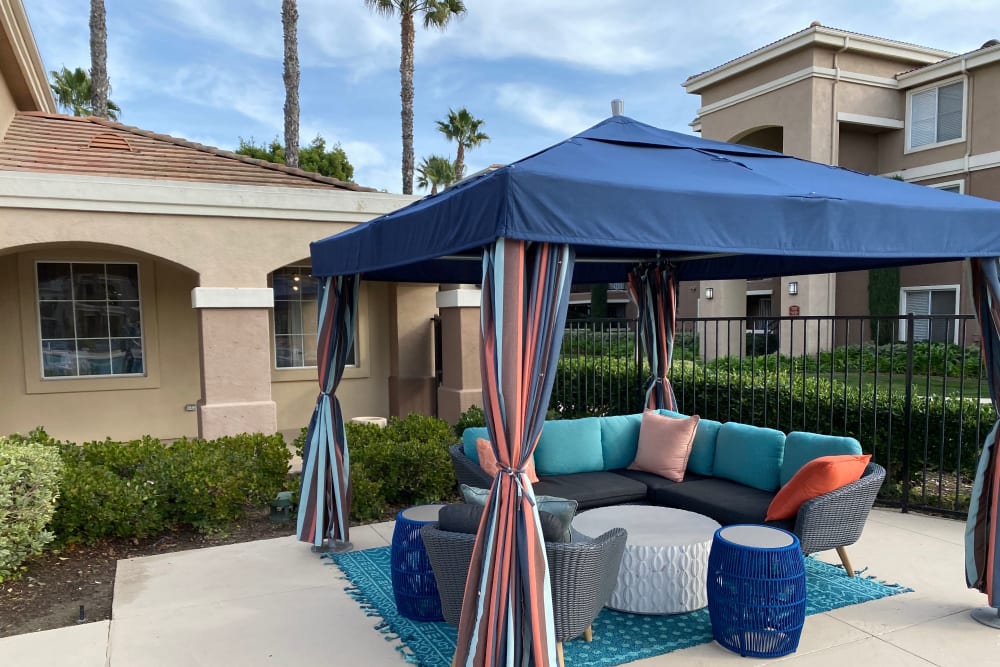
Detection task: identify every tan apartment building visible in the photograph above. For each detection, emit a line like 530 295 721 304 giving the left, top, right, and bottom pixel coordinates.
0 0 444 444
683 23 1000 355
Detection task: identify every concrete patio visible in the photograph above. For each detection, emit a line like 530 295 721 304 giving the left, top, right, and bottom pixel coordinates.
2 508 999 666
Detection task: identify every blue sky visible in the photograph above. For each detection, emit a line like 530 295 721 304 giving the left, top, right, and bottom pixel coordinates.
21 0 1000 193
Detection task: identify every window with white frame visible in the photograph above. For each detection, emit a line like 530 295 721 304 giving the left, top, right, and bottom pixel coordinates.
908 80 964 150
929 180 963 194
36 261 144 378
271 266 356 369
900 285 959 343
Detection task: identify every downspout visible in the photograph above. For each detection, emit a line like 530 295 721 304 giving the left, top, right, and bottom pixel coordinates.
831 36 850 165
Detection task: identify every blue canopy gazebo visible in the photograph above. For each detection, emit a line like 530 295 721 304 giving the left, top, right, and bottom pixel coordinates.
304 115 1000 662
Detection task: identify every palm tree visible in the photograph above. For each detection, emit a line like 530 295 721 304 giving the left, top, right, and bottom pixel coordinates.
416 155 456 194
281 0 300 169
49 66 120 119
89 0 109 118
436 107 489 180
364 0 467 194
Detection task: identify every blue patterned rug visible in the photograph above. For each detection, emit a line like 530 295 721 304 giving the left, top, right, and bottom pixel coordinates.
329 546 910 667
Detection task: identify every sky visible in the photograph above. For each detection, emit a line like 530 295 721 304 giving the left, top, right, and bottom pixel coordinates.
20 0 1000 194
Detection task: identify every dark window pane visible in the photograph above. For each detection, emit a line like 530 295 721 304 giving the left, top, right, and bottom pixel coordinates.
75 301 109 339
110 338 143 374
42 340 77 377
73 263 107 300
105 264 139 301
273 271 295 299
78 338 112 376
39 301 74 339
346 339 357 367
302 299 318 336
275 335 295 368
299 275 320 299
37 263 72 301
108 302 141 337
274 301 292 335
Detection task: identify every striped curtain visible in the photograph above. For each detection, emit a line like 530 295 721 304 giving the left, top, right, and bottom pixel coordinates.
296 274 360 548
454 239 575 667
627 263 678 411
966 258 1000 606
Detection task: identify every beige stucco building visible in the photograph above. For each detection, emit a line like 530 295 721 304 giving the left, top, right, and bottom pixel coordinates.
0 0 450 444
684 24 1000 354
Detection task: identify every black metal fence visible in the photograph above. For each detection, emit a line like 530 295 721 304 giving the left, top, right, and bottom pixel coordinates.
553 314 993 517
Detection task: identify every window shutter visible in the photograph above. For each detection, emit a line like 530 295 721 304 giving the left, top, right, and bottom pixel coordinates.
936 81 964 142
910 89 937 148
905 290 931 341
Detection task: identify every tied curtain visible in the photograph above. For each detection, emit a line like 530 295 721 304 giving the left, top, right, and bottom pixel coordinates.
454 239 575 667
296 274 360 548
966 258 1000 606
627 263 678 411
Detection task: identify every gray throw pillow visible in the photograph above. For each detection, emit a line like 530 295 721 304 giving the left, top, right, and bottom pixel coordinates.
459 484 577 542
439 502 570 543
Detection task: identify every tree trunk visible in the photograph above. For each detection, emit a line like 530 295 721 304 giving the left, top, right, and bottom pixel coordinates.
282 0 300 169
454 143 465 182
399 12 415 195
89 0 109 119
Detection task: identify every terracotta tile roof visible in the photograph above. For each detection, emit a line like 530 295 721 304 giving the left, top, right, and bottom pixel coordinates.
0 112 374 191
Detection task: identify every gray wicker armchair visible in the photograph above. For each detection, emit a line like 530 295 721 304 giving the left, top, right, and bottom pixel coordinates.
421 521 627 667
790 461 886 576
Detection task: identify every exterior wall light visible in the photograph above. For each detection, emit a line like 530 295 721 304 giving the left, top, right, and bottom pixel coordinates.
788 281 798 296
705 287 714 300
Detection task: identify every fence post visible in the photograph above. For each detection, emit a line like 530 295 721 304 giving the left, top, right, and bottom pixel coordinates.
902 313 915 513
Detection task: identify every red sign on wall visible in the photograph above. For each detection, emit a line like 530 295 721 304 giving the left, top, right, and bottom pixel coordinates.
788 305 800 317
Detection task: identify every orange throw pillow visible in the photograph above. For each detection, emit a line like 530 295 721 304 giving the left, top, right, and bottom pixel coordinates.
476 437 539 483
627 411 700 482
766 454 871 521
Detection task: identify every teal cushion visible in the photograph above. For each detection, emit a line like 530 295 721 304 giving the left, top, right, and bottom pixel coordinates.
780 432 863 486
658 410 719 476
713 423 785 491
461 427 489 463
688 418 721 476
534 418 604 475
599 413 642 470
460 484 577 541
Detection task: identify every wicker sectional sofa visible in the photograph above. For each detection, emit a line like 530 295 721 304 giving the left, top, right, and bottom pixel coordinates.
449 411 885 573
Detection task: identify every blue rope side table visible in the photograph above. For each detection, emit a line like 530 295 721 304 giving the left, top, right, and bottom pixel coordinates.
390 504 445 621
706 525 807 658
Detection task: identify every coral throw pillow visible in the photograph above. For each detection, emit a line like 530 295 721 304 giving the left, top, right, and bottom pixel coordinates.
766 454 872 521
476 437 539 483
627 411 700 482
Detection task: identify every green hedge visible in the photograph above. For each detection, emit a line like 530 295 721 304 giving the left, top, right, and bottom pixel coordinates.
547 356 993 482
347 414 457 523
0 435 63 582
8 429 292 545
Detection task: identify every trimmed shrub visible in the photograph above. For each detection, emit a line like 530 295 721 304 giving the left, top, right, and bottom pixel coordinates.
345 414 456 522
454 405 485 438
0 436 63 582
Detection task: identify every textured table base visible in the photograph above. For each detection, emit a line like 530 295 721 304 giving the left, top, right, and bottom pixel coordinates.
610 539 713 614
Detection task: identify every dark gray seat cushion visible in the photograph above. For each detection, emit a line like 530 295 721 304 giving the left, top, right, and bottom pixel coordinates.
532 471 648 510
438 502 569 542
610 468 710 501
650 478 777 526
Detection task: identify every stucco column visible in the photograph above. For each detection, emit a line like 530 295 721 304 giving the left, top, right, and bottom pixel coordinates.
436 286 482 425
780 274 836 356
387 283 438 417
192 287 277 439
699 279 745 361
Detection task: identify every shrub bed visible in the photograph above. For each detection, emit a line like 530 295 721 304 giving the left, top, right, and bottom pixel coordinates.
0 435 63 582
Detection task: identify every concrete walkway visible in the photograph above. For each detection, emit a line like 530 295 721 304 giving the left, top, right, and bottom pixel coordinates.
1 509 998 666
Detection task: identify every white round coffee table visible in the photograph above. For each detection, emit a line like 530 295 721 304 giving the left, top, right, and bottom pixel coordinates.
573 505 721 614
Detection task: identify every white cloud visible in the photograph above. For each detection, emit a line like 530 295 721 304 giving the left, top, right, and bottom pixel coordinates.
162 64 282 128
494 83 602 135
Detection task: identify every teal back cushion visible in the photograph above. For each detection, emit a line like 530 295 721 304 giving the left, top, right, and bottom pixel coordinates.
658 410 720 476
599 413 643 470
780 432 863 486
462 427 489 463
713 422 785 491
534 417 604 475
